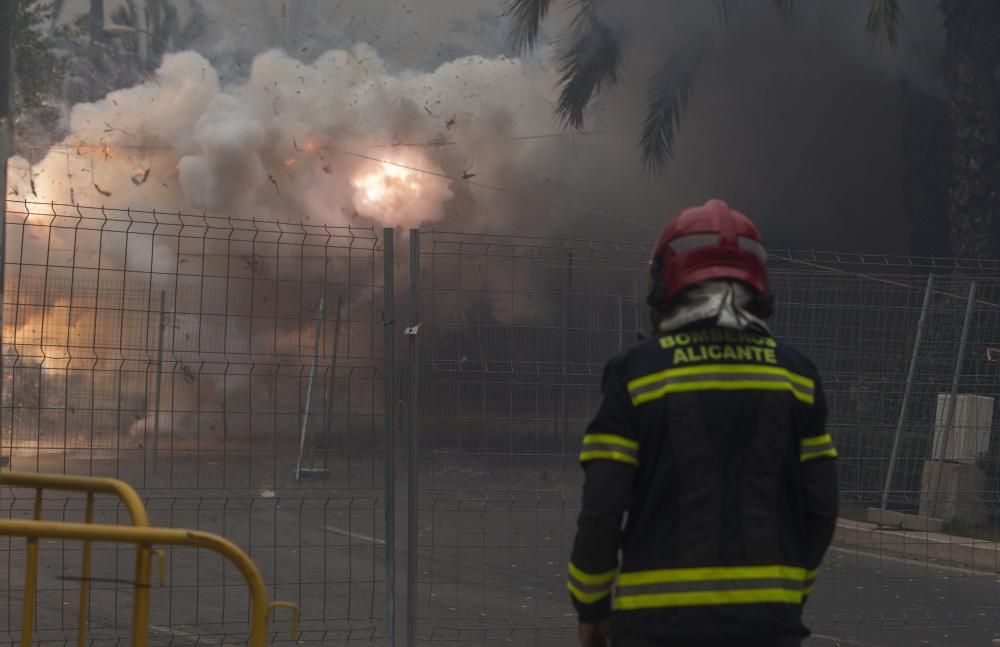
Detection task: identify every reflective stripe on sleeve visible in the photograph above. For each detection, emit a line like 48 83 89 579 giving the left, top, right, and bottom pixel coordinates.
804 568 818 596
579 433 639 466
627 364 815 406
613 564 807 611
567 563 617 605
801 434 837 462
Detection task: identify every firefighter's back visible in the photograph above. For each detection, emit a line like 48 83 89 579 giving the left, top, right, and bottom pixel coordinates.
612 324 830 644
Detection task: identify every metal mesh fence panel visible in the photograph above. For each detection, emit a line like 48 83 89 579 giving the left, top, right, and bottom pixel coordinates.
415 232 1000 646
7 212 1000 645
415 233 648 645
0 200 389 645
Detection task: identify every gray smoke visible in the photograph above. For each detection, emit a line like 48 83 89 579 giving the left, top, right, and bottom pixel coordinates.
4 0 946 448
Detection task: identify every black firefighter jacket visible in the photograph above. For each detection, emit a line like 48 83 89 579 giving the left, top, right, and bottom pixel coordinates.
568 324 839 644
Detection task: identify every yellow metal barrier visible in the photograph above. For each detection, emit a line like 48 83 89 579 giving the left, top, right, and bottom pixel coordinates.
0 471 154 647
0 472 299 647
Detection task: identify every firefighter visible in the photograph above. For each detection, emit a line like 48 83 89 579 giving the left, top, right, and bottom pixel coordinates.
569 200 839 647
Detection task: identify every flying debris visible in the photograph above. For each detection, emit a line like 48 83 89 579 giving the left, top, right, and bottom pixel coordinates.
268 175 281 194
131 167 151 186
94 184 112 197
462 170 476 180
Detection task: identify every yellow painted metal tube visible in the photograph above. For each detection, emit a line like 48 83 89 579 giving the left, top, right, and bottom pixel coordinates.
0 520 273 647
0 473 154 647
77 493 94 647
269 600 301 640
21 490 43 647
0 472 150 526
132 545 152 647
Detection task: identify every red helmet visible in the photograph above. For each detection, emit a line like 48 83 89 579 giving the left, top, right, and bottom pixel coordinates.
649 199 769 304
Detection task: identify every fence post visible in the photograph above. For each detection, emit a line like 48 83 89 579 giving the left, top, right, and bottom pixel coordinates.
383 228 396 647
560 252 573 464
0 0 10 467
295 289 325 481
617 294 624 352
152 290 166 474
406 229 420 647
323 296 344 474
927 280 977 517
633 279 643 341
880 274 934 511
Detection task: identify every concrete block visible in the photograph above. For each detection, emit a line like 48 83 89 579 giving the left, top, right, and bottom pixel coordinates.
919 460 990 527
866 507 945 532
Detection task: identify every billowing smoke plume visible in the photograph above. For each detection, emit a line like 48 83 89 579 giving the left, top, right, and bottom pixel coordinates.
3 0 947 452
8 44 561 231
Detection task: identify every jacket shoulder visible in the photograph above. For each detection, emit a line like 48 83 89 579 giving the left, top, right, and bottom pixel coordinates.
775 339 821 380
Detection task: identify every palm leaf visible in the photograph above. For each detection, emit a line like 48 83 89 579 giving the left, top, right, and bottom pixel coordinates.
554 2 623 129
866 0 902 49
508 0 557 52
640 55 699 175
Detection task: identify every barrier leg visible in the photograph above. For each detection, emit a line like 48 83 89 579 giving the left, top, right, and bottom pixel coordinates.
77 494 94 647
131 545 152 647
21 489 43 647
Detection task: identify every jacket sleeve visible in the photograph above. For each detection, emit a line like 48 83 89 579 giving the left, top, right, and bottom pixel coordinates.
799 374 839 597
568 356 637 622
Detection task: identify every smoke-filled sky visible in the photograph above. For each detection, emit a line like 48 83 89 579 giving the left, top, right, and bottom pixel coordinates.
2 0 948 447
14 0 946 252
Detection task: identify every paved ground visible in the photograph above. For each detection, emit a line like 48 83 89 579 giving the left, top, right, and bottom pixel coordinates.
1 452 999 646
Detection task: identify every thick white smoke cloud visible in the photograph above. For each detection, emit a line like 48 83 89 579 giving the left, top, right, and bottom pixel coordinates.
5 43 568 448
8 45 558 232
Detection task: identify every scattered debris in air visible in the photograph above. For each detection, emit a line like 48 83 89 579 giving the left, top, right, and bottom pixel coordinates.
462 171 476 180
268 175 281 194
94 184 112 197
131 167 151 186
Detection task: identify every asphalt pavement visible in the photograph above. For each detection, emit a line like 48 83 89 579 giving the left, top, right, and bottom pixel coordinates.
2 453 1000 645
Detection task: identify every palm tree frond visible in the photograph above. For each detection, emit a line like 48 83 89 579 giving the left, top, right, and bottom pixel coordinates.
640 57 699 175
866 0 902 49
508 0 557 52
554 3 623 129
771 0 795 20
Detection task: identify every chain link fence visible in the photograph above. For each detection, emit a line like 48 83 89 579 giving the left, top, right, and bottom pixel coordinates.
4 204 1000 645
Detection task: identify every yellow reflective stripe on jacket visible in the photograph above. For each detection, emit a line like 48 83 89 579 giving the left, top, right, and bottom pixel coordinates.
801 434 837 462
613 564 807 610
616 564 806 586
568 563 617 604
614 588 803 610
804 568 819 596
580 434 639 466
627 364 815 406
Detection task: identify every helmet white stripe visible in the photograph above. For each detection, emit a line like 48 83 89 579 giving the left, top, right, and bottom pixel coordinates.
738 236 768 263
668 233 721 255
